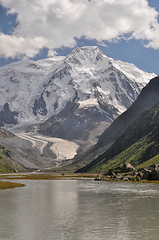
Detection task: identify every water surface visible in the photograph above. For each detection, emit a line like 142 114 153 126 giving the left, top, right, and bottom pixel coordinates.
0 179 159 240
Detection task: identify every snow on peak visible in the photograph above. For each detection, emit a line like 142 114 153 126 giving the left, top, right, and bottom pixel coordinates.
111 58 156 86
65 46 109 67
0 46 156 131
78 98 99 109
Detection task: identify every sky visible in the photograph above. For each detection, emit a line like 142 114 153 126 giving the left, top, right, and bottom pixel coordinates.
0 0 159 74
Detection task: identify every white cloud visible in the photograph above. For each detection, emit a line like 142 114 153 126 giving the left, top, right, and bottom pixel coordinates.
0 33 47 58
0 0 159 58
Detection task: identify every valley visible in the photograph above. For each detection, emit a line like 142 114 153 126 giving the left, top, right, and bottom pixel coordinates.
0 46 157 174
1 2 159 240
77 76 159 175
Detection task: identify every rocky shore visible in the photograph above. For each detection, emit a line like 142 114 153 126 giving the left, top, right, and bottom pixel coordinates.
94 163 159 182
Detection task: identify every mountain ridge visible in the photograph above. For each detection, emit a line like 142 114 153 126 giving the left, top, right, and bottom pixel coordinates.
0 46 156 167
77 76 159 173
0 46 155 131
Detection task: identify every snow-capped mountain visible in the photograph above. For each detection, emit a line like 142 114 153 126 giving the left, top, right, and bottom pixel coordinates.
0 46 155 145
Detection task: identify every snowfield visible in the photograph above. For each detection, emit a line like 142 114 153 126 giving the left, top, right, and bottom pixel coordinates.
17 133 79 164
0 46 155 130
0 46 156 165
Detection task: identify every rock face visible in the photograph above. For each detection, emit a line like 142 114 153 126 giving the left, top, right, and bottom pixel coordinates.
92 76 159 153
0 46 156 168
149 164 159 171
137 165 159 181
77 77 159 173
0 47 154 138
147 170 159 180
121 163 135 172
0 129 27 173
142 169 152 180
38 47 154 144
100 163 159 181
145 164 159 180
0 103 18 126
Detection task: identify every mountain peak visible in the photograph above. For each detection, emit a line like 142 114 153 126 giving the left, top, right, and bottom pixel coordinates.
71 46 102 54
65 46 108 66
0 46 155 133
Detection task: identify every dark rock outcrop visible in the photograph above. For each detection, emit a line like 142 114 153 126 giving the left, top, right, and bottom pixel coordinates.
0 103 18 125
121 163 135 173
77 77 159 173
33 94 47 116
147 170 159 180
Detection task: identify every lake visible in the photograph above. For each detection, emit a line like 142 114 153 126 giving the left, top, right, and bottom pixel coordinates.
0 179 159 240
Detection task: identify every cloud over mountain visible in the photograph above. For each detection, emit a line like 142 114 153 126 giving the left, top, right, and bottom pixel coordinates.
0 0 159 58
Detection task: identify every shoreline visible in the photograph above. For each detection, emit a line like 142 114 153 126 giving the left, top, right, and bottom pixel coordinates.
0 173 96 181
0 181 25 190
0 172 159 184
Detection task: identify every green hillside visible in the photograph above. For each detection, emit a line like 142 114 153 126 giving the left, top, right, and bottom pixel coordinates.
72 76 159 171
0 129 17 173
79 101 159 173
0 148 15 173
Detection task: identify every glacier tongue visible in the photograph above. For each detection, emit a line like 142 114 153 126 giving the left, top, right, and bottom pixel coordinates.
0 46 156 134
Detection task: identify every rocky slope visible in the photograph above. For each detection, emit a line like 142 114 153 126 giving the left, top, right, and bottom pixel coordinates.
0 131 68 171
74 76 159 168
77 77 159 173
0 129 25 173
0 47 154 130
38 47 155 147
0 46 155 166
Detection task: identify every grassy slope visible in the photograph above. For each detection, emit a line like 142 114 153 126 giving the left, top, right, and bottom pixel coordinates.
72 77 159 171
79 101 159 173
0 149 16 173
0 129 17 173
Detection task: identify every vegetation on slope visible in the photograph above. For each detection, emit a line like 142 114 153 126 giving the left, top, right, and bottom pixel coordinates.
78 101 159 173
0 129 17 173
72 76 159 171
